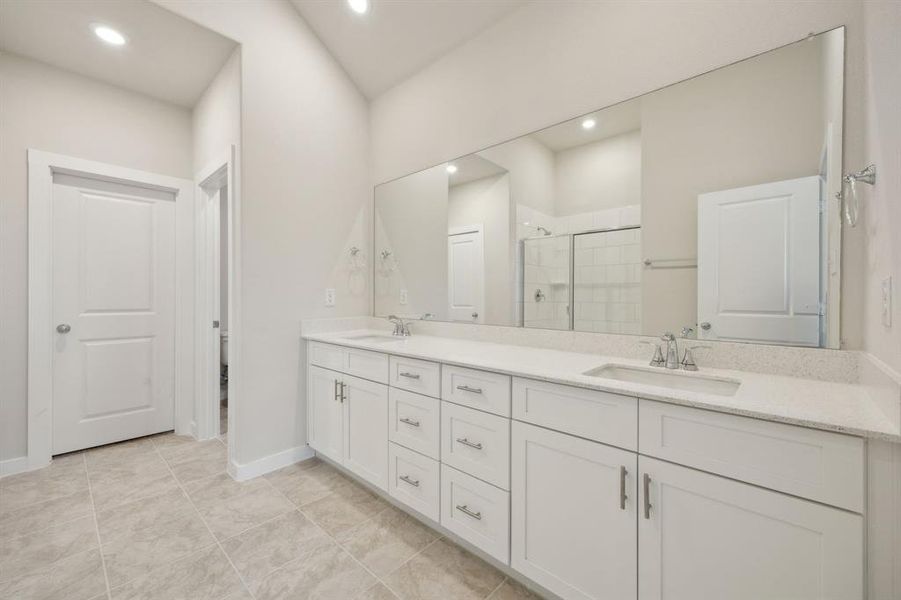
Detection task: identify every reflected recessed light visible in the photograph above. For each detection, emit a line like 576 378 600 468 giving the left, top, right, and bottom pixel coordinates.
348 0 369 14
581 118 597 130
93 24 126 46
446 164 458 174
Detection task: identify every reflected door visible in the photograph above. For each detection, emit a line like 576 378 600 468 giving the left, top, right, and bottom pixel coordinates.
697 176 821 346
52 175 176 454
447 228 484 322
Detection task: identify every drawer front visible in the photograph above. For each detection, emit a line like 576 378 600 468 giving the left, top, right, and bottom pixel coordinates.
388 388 440 460
345 347 389 384
512 378 638 451
389 443 440 523
308 341 345 372
441 402 510 490
639 400 865 512
390 356 441 398
441 464 510 564
442 366 511 417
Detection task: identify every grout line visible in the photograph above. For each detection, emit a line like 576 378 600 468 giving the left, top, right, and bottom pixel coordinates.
82 452 113 600
151 442 258 600
484 576 510 600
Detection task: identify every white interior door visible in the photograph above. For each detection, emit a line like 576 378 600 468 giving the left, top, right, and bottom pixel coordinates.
447 228 484 323
52 174 176 454
697 176 821 346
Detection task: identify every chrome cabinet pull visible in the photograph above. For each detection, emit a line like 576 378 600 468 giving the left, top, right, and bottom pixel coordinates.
399 417 421 428
643 473 652 519
340 381 346 403
399 474 420 487
456 437 483 450
334 379 340 402
455 504 482 520
620 466 628 510
456 384 483 394
398 371 420 380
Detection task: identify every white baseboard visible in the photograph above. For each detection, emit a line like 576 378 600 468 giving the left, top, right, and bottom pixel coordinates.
0 455 46 478
228 445 315 481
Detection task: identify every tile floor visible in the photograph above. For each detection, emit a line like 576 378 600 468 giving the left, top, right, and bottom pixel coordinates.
0 433 540 600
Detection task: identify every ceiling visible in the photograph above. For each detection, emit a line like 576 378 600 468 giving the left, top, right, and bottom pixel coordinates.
530 98 643 153
291 0 523 98
449 154 507 187
0 0 237 107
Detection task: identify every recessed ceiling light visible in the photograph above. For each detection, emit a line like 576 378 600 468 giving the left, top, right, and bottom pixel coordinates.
93 24 126 46
446 164 458 174
347 0 369 14
581 118 597 130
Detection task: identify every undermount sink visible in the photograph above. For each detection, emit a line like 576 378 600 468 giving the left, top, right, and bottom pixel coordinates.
584 364 741 397
342 334 404 344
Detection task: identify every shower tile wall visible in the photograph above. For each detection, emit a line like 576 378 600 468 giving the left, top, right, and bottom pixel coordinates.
523 235 571 330
574 228 642 334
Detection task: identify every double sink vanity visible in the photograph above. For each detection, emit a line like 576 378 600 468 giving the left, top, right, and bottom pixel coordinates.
303 327 898 600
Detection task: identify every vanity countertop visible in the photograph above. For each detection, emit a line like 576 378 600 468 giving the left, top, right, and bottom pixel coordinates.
303 329 901 442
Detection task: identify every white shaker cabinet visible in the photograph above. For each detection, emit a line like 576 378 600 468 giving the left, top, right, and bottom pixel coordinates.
343 373 389 490
511 421 637 600
307 365 345 464
637 456 863 600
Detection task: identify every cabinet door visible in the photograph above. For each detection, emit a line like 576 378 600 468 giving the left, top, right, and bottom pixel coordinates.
638 456 863 600
511 421 637 600
307 365 344 464
343 373 389 490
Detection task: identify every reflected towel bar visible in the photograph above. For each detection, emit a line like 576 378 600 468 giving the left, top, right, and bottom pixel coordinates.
643 258 697 269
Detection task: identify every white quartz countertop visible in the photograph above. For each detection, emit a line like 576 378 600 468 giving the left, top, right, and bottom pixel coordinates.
303 329 901 441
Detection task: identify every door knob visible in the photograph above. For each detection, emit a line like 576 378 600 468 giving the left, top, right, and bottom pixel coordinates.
56 323 71 334
700 322 711 330
471 312 478 319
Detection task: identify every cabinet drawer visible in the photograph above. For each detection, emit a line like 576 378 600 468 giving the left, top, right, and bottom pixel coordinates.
441 402 510 490
345 347 389 384
639 400 865 512
389 443 440 523
512 378 638 451
388 388 440 460
441 464 510 564
390 356 440 398
308 341 345 372
442 366 511 417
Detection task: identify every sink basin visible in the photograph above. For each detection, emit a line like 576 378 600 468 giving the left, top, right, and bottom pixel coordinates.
584 364 741 397
341 334 404 345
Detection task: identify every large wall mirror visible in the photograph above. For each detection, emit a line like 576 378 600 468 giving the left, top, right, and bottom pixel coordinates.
374 27 845 348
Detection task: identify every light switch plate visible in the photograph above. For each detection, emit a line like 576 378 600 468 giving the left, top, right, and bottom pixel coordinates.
325 288 336 307
882 277 892 327
400 289 408 305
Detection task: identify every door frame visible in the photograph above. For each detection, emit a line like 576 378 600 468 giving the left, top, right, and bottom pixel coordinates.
193 146 240 447
447 224 485 323
27 149 194 472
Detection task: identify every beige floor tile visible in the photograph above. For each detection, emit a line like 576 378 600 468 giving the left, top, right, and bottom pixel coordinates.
263 460 344 507
302 482 389 537
222 510 332 594
148 433 196 454
382 538 504 600
0 489 93 542
162 440 227 484
184 475 293 540
0 514 98 582
0 454 88 514
486 579 542 599
338 506 439 577
95 488 192 540
87 453 181 512
84 438 156 470
0 548 106 600
253 541 376 600
357 582 400 599
109 545 243 600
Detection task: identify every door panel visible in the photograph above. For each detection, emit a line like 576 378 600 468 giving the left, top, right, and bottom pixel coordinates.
511 421 637 600
638 456 863 600
343 374 389 490
307 365 344 464
52 177 175 454
447 230 484 322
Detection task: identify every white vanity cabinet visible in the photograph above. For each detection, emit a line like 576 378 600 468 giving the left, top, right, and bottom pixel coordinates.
637 456 863 600
307 365 345 464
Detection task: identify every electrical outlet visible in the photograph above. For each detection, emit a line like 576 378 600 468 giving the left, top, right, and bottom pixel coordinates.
399 289 408 305
882 277 892 327
325 288 336 307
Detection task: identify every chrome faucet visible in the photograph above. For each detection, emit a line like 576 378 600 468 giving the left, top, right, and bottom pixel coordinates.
660 332 679 370
387 315 411 337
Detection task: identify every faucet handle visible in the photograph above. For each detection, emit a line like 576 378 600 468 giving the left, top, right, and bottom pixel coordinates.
640 340 665 367
680 345 710 371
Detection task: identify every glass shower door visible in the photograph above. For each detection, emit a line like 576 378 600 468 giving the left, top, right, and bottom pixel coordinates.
522 235 571 330
573 227 642 334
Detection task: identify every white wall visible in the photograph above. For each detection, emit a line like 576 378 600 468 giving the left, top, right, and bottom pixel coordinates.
448 174 513 325
153 0 371 468
369 0 868 350
0 52 193 462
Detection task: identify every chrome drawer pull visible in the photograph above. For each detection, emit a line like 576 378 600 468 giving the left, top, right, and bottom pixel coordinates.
456 384 483 394
455 504 482 520
399 372 421 380
399 417 421 428
334 379 340 402
399 474 420 488
620 466 628 510
456 437 483 450
643 473 652 519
